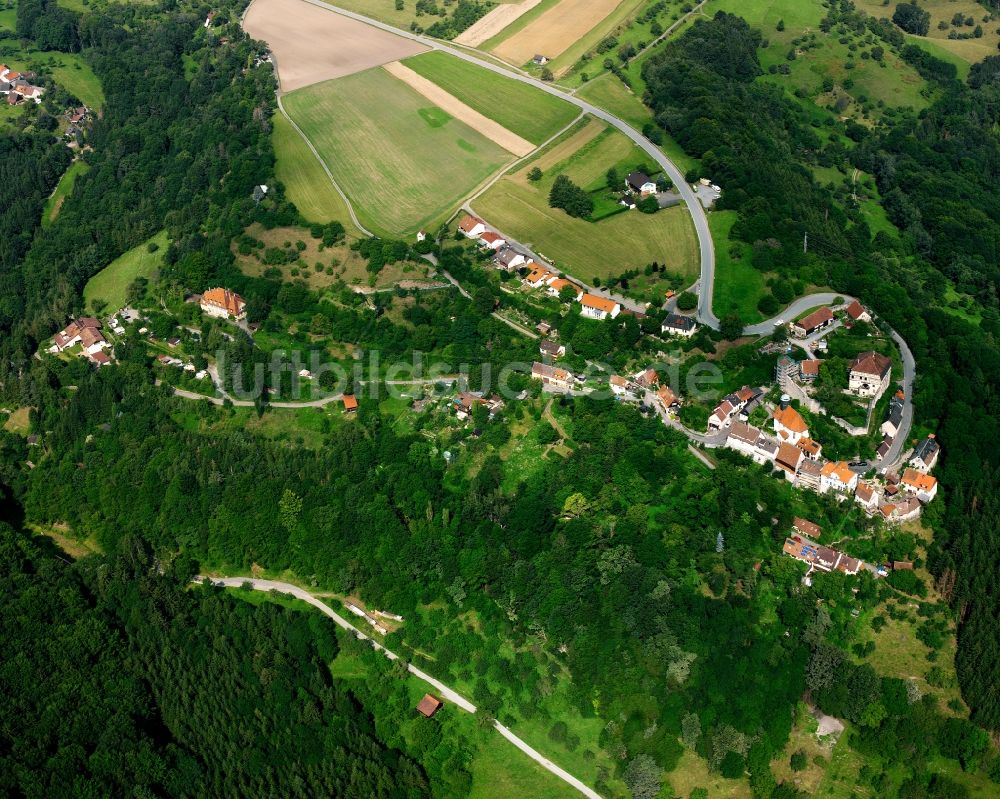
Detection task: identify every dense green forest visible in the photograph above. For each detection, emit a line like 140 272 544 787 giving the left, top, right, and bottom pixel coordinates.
0 0 998 797
0 522 433 797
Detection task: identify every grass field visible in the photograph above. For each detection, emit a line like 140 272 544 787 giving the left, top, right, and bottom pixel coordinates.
42 160 90 228
3 49 105 108
853 0 1000 65
284 68 513 237
709 210 767 324
2 406 30 434
401 50 578 144
272 111 360 231
0 7 15 31
709 0 929 120
83 230 168 312
475 117 699 285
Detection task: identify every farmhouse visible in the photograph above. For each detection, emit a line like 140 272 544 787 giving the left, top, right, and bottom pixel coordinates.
625 171 656 195
458 215 487 238
848 351 892 398
539 339 566 358
532 54 549 65
901 468 938 503
908 435 940 472
200 288 246 320
661 313 697 338
531 361 574 391
579 294 620 321
790 306 834 337
773 399 809 444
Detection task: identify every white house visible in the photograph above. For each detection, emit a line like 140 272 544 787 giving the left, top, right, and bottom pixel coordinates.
458 214 487 238
854 481 881 514
479 231 506 251
908 435 940 473
495 248 526 270
726 421 762 460
820 461 859 496
580 294 620 321
524 264 555 289
609 375 631 397
547 278 584 302
849 351 892 399
539 340 566 359
661 313 697 338
901 468 938 503
708 399 737 431
772 399 809 445
626 171 656 195
845 299 871 323
531 361 574 391
882 396 904 438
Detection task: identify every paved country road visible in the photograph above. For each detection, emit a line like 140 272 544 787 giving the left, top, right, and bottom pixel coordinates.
201 576 603 799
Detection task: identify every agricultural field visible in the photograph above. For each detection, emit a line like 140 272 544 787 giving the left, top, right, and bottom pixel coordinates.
709 0 930 121
853 0 1000 65
243 0 427 91
474 117 699 290
490 0 637 70
233 224 440 292
400 50 579 145
42 160 89 227
283 67 514 237
83 230 168 313
455 0 544 47
271 111 359 230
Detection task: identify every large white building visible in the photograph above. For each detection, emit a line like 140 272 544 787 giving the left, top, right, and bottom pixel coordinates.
200 288 246 320
849 351 892 399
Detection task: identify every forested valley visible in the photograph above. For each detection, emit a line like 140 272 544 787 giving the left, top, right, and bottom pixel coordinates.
0 0 998 798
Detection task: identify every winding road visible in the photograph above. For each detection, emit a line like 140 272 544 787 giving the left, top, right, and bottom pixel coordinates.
202 576 603 799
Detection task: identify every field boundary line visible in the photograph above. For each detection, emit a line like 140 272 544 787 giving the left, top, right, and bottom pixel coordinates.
275 93 373 237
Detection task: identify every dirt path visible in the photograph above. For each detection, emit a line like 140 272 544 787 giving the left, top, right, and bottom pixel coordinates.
454 0 543 47
382 61 535 157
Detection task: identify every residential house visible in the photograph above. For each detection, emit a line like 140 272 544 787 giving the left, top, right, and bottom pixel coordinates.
732 386 762 420
793 517 822 539
478 231 506 251
633 368 658 388
901 468 938 503
547 278 583 302
618 194 636 210
854 481 881 514
796 437 822 461
200 288 246 320
708 399 737 432
531 362 574 391
882 395 904 438
458 214 487 238
754 437 778 463
661 313 697 338
51 317 103 352
775 441 803 479
821 461 859 496
848 351 892 399
876 435 892 461
535 321 552 336
579 294 620 321
845 300 871 323
790 306 834 337
79 327 108 356
452 392 502 420
494 248 526 270
773 400 809 444
88 350 111 367
532 54 549 65
655 384 680 414
524 264 555 288
539 339 566 359
799 359 820 383
909 435 940 473
879 496 922 524
625 171 656 195
775 355 798 385
796 460 823 492
609 375 631 397
726 421 761 459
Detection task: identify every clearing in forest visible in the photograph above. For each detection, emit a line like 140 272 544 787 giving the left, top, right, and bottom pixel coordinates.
242 0 427 91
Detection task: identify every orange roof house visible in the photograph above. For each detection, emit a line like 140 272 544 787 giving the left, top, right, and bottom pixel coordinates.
200 287 246 319
901 468 938 501
579 293 621 320
342 394 358 412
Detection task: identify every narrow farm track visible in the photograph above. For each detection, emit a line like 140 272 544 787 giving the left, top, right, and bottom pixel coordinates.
202 577 604 799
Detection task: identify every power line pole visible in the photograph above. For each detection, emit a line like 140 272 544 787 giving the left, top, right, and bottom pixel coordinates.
803 231 808 255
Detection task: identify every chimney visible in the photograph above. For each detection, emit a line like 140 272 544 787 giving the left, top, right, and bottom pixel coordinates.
780 393 790 410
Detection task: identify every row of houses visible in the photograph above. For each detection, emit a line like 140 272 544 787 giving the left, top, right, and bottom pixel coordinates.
789 299 869 339
782 518 878 577
607 368 680 414
707 385 765 432
0 65 44 105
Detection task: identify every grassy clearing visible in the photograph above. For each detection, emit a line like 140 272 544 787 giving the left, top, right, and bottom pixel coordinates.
42 160 90 228
710 0 929 120
27 521 104 560
83 230 168 313
853 0 1000 65
709 210 767 323
170 402 349 449
284 68 512 237
5 48 105 108
234 223 436 291
669 748 751 799
475 117 698 285
401 50 578 144
3 406 31 434
0 7 16 31
272 111 360 231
